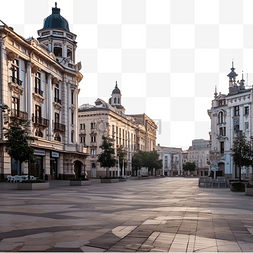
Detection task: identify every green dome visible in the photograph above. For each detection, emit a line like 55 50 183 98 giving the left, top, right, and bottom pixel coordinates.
43 4 70 32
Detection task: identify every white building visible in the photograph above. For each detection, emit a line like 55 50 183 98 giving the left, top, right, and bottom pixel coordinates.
156 144 182 176
208 62 252 180
187 139 210 176
0 4 88 180
78 84 157 178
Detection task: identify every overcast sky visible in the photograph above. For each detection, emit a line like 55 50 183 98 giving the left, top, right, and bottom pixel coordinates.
1 0 252 150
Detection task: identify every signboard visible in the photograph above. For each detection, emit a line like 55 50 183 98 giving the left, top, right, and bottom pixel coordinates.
34 149 45 156
51 151 59 158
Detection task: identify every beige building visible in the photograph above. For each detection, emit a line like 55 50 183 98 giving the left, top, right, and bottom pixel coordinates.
187 139 210 176
156 144 183 176
78 83 157 178
0 4 88 180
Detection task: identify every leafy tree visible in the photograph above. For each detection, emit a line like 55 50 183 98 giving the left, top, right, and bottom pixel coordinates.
117 145 127 175
183 162 196 172
132 150 162 176
132 150 144 174
143 150 162 175
98 135 117 177
4 108 37 178
231 134 253 181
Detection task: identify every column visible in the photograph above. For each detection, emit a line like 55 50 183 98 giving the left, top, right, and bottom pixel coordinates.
117 156 120 177
26 62 32 123
71 163 75 175
47 74 52 140
162 154 165 176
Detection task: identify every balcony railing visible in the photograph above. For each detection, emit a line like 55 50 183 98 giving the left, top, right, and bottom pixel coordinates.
10 109 28 120
54 97 61 104
34 87 43 96
32 115 49 127
54 122 66 132
11 76 22 86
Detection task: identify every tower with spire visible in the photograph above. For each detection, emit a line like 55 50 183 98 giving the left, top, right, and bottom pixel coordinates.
109 82 125 114
37 2 77 68
227 61 238 93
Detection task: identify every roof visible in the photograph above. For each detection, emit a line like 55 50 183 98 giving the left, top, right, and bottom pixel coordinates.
112 82 121 95
43 3 70 32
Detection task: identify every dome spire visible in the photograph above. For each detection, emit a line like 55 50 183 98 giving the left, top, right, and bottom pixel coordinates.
55 2 57 8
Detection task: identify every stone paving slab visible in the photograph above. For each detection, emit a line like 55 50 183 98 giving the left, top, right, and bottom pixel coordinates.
0 178 253 252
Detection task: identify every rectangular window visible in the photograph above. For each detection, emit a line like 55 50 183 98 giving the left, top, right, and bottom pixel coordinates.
12 97 19 111
55 113 59 123
71 90 74 104
11 59 21 85
35 105 41 119
234 106 239 116
35 72 41 92
71 112 74 124
91 136 96 142
244 106 249 115
220 142 224 154
245 122 249 130
91 149 96 155
91 123 95 129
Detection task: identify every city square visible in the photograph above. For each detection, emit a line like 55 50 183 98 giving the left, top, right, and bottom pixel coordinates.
0 178 253 252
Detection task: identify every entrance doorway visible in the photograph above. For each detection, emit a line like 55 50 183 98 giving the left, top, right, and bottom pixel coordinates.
30 157 43 179
50 158 57 180
91 163 96 178
74 161 82 178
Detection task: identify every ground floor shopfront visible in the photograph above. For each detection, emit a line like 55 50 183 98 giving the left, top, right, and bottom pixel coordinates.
0 144 88 180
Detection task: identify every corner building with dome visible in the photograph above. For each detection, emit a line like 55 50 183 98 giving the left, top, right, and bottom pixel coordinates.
78 83 157 178
0 4 88 180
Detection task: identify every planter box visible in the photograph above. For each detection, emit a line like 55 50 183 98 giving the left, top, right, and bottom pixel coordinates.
230 184 245 192
138 177 150 180
119 178 126 182
101 179 119 183
245 188 253 196
130 177 139 180
70 180 91 186
17 182 49 190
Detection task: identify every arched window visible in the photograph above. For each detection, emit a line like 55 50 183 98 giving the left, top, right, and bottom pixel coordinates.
35 128 43 137
54 47 62 57
114 97 116 104
218 111 224 124
118 98 120 104
67 49 72 60
54 133 61 142
71 131 74 143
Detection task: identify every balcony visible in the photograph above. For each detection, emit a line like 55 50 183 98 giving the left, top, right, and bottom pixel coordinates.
32 115 49 127
54 122 66 132
11 76 22 86
54 97 61 104
80 129 86 134
34 87 43 97
10 109 28 120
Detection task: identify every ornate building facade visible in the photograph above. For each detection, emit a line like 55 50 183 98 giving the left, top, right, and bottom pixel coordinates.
187 139 210 176
156 144 183 176
78 83 157 178
208 63 253 180
0 4 88 180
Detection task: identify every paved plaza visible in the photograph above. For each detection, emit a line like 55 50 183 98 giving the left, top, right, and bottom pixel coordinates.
0 178 253 252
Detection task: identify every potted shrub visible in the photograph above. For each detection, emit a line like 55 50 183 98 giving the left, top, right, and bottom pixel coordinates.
70 178 91 186
17 179 49 190
230 181 245 192
101 177 119 183
245 183 253 196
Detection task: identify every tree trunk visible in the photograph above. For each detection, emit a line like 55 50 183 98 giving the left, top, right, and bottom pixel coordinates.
106 167 109 178
239 166 241 181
